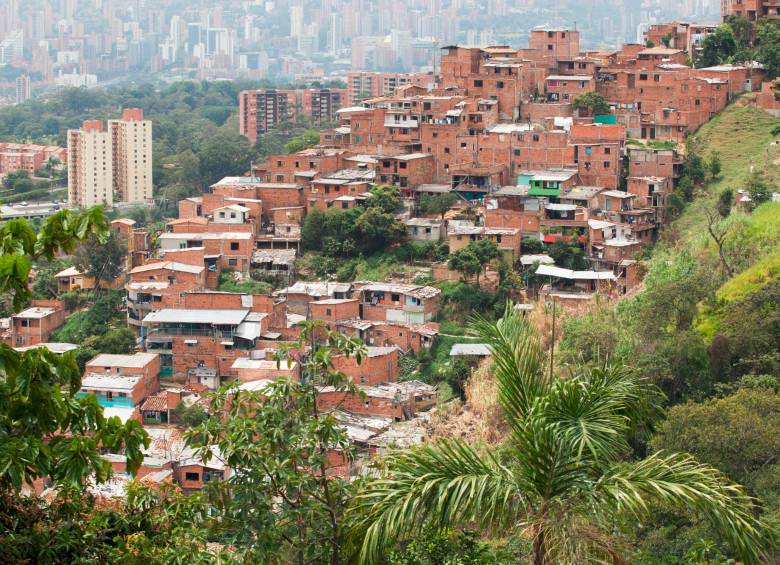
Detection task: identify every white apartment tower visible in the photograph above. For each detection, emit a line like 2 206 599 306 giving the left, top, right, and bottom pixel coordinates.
67 120 113 208
109 108 153 203
67 108 153 208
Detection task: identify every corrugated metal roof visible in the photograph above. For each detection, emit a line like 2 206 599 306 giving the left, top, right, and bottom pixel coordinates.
143 309 249 325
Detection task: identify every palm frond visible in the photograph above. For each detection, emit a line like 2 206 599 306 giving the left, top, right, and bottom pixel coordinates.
511 402 591 500
592 451 773 565
540 364 657 463
471 302 548 428
347 439 523 564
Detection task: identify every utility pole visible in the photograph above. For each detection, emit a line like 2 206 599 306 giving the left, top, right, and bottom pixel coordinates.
549 296 556 379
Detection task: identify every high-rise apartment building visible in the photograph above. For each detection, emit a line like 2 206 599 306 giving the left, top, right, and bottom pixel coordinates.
239 89 291 145
67 109 153 208
239 88 347 145
67 120 114 208
109 108 154 203
15 74 31 104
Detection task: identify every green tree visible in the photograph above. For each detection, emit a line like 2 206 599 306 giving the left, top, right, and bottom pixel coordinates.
745 170 771 208
198 132 256 186
348 305 771 564
661 32 673 47
354 207 407 254
73 231 127 288
32 258 69 299
547 239 588 270
718 278 780 377
387 527 496 564
365 184 401 214
572 92 610 117
707 151 722 179
185 322 365 563
757 19 780 78
52 290 127 343
301 209 327 251
725 15 753 49
448 246 483 284
717 188 733 218
697 26 737 68
284 129 321 153
471 237 502 278
652 387 780 505
419 192 458 219
445 356 478 400
0 208 149 492
94 326 136 354
2 170 35 193
171 400 209 427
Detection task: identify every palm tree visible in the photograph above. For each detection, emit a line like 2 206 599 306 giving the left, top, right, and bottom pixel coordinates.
348 304 772 564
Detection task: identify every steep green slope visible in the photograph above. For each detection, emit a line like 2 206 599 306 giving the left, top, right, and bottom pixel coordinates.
671 104 780 250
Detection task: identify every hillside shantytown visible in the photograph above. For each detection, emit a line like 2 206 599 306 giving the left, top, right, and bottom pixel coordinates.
2 4 780 563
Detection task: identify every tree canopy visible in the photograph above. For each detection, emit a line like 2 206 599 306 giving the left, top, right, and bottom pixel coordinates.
348 305 773 564
0 208 148 492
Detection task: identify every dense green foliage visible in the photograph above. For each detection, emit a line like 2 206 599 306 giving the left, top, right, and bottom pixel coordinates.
350 306 772 564
300 185 406 257
73 231 128 287
52 290 127 344
572 91 610 116
696 17 780 78
0 208 148 494
558 103 780 559
216 271 272 294
418 192 457 218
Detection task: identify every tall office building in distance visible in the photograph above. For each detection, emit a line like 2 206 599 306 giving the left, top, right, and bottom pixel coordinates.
67 120 114 208
15 74 30 104
109 108 153 204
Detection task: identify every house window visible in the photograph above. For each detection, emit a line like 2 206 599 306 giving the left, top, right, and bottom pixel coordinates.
639 74 648 81
474 79 483 87
228 258 238 266
185 472 200 481
547 44 553 50
497 81 504 88
399 162 407 169
513 149 520 156
326 308 332 316
230 242 239 251
444 147 450 154
276 175 284 182
604 161 610 168
604 147 611 155
219 212 225 218
391 293 400 301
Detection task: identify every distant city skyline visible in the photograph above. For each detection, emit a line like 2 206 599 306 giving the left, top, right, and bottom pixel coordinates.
0 0 722 103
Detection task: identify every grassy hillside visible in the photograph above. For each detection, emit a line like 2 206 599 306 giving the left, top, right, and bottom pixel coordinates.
671 104 780 247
